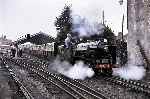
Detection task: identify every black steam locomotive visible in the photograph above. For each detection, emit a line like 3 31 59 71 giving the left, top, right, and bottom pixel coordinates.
58 39 116 75
21 38 116 75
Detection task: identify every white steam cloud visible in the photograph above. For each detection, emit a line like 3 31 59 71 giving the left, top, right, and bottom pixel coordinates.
72 15 104 37
113 39 146 80
113 65 146 80
49 58 95 80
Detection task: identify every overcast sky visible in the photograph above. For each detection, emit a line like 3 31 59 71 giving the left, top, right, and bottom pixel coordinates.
0 0 127 41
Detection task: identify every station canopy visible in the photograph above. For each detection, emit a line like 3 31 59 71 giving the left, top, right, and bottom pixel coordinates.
14 32 55 45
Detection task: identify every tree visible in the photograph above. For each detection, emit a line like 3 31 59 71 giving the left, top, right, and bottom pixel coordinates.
54 5 72 45
103 25 116 45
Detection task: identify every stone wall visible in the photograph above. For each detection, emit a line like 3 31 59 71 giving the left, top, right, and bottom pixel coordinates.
144 0 150 61
127 0 150 66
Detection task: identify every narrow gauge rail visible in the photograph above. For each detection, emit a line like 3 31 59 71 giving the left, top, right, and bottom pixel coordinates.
20 54 117 98
22 54 150 96
3 58 81 99
3 57 83 99
21 54 150 95
3 56 109 99
2 55 108 99
0 57 34 99
104 76 150 95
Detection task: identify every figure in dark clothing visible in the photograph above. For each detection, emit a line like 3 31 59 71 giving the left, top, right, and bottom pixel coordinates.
18 49 22 57
65 33 72 49
11 48 16 57
64 33 73 62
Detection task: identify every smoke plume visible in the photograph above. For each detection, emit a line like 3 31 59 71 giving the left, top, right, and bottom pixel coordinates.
49 58 95 80
72 15 104 37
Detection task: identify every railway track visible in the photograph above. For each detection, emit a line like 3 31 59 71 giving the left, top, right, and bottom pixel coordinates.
3 59 80 99
21 54 117 98
2 56 109 99
23 53 150 95
22 53 150 95
104 76 150 95
0 57 34 99
2 57 81 99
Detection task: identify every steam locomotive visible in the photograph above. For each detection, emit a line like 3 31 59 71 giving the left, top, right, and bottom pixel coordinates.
59 39 116 75
20 38 116 75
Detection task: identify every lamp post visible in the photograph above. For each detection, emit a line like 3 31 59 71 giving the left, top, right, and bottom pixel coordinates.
119 0 123 5
119 0 124 41
118 0 126 66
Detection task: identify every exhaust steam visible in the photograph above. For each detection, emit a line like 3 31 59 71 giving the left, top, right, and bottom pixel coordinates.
113 65 146 80
49 58 95 80
113 39 146 80
72 15 104 37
